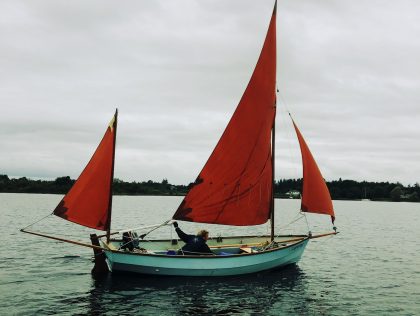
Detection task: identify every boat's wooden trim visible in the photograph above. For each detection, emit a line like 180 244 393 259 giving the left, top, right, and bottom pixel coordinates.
109 234 308 243
309 231 338 239
239 247 254 254
209 242 266 249
208 236 306 249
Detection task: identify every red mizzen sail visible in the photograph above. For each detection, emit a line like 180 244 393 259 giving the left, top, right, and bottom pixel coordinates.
292 119 335 223
53 110 118 231
173 5 277 226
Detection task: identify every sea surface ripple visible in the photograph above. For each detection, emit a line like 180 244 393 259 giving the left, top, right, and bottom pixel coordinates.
0 193 419 315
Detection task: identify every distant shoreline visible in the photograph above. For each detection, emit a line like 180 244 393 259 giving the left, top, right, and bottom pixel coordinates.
0 174 418 202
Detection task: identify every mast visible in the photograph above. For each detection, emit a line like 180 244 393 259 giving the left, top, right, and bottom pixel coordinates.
270 103 276 241
270 1 278 242
106 108 118 243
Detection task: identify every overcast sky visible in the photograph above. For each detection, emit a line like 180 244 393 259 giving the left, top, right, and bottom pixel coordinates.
1 0 419 185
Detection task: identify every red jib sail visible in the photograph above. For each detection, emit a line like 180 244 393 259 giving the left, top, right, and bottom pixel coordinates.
173 6 277 226
53 110 118 231
292 120 335 223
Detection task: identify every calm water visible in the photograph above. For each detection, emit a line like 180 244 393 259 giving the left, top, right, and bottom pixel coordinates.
0 193 419 315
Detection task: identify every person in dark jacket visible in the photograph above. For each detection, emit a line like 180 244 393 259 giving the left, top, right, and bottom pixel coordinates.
173 221 214 256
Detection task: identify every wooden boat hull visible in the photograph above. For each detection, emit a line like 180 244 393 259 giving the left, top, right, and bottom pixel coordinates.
102 237 309 276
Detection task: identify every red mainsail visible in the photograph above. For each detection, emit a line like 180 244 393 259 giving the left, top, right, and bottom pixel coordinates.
292 120 335 223
173 5 277 226
53 110 118 231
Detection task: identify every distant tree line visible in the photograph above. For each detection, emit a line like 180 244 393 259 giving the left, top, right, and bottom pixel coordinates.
0 175 188 196
275 178 420 202
0 174 419 202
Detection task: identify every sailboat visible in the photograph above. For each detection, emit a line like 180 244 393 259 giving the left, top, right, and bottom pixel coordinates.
22 1 337 276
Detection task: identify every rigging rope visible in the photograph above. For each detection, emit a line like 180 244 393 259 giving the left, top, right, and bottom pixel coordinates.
276 89 301 190
139 219 172 239
273 212 307 239
302 211 311 233
113 220 173 236
22 214 103 240
21 212 53 231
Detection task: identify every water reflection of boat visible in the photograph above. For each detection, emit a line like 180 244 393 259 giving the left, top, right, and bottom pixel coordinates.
87 265 309 315
22 0 337 277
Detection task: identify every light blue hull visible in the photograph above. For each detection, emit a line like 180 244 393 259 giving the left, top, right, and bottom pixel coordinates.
103 238 308 276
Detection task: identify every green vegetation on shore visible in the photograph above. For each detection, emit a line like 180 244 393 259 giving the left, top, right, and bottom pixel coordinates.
0 174 418 202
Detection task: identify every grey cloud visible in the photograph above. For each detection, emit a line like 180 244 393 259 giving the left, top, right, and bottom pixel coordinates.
1 0 419 185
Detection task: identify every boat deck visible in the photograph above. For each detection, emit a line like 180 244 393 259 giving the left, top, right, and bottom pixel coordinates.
105 234 308 256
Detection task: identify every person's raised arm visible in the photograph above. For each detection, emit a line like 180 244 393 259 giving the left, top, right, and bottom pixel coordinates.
173 221 189 243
